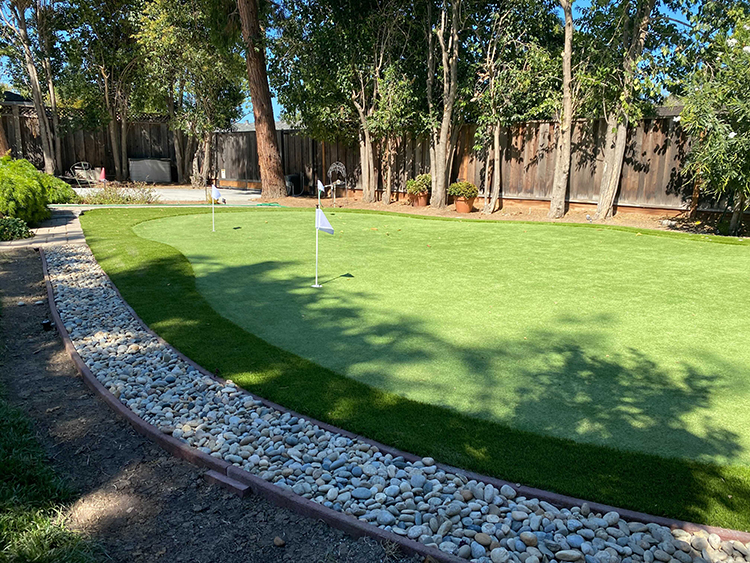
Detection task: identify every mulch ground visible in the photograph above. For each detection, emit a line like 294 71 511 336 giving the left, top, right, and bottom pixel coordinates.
0 248 420 563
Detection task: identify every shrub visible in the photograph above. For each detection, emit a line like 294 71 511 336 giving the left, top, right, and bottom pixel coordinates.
77 183 160 205
0 217 33 241
40 174 80 204
406 173 431 195
0 157 50 224
448 181 478 199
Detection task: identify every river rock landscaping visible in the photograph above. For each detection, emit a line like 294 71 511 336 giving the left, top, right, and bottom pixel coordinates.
45 244 750 563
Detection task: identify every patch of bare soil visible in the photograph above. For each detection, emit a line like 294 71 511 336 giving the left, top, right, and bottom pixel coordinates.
0 248 420 563
270 194 691 232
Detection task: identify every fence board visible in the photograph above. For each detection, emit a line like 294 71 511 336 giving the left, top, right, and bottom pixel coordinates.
4 101 711 211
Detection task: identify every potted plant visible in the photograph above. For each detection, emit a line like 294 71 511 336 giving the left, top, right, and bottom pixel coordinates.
448 181 478 213
406 174 431 207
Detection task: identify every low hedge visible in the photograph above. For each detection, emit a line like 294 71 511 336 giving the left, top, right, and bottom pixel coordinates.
0 217 33 241
0 156 79 224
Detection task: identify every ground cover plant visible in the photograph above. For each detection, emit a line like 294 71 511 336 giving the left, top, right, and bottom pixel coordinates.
81 207 750 530
0 378 99 562
0 217 33 241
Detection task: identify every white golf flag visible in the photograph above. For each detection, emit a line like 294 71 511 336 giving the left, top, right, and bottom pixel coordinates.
211 185 221 200
317 180 326 193
316 208 334 235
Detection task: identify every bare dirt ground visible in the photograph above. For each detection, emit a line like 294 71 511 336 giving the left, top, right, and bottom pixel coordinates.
0 248 420 563
270 194 717 233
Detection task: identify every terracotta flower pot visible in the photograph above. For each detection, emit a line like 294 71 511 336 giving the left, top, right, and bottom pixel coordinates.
411 192 429 207
455 196 475 213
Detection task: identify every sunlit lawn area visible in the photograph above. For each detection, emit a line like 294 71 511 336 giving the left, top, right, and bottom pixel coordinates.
82 207 750 530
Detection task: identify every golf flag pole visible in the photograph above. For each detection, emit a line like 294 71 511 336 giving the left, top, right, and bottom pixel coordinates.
211 183 221 232
313 180 334 288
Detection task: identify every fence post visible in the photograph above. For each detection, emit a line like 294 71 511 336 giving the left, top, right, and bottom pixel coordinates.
11 105 23 158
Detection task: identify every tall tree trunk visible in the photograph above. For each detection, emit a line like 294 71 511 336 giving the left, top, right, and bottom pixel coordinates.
482 138 494 213
430 110 457 209
430 132 449 208
167 93 186 184
0 119 9 156
384 137 393 204
174 130 185 184
184 135 197 183
358 135 369 199
10 5 55 174
427 0 461 209
548 0 574 219
595 0 657 220
200 131 212 184
488 124 502 213
237 0 286 199
44 62 62 173
191 146 202 188
108 116 122 181
120 109 130 182
36 4 62 173
688 185 701 218
361 130 377 202
729 192 746 236
595 119 628 220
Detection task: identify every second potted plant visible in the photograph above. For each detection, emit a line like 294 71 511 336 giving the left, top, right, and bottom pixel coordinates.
448 181 478 213
406 174 431 207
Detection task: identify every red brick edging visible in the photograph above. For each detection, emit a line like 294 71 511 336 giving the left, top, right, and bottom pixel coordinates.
38 247 750 562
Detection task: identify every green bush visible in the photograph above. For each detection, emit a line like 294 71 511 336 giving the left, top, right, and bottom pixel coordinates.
0 217 33 241
406 173 431 195
0 157 79 223
448 180 478 199
0 157 50 224
40 174 80 204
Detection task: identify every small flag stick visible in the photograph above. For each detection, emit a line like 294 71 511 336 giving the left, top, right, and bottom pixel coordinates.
211 182 221 233
313 180 323 287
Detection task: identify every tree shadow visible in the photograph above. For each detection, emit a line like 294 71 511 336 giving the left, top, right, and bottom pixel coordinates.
98 238 750 528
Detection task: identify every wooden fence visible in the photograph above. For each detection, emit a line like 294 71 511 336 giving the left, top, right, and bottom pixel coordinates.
2 101 699 211
214 116 694 211
1 102 173 175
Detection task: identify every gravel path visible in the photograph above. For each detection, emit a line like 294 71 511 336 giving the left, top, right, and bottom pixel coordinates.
0 248 418 563
44 244 750 563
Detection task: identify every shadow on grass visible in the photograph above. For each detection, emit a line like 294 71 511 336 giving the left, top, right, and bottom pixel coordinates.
82 208 750 531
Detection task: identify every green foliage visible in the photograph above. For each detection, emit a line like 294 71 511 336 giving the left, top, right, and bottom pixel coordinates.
39 176 80 205
406 174 432 195
0 217 33 241
0 157 51 224
0 157 78 223
474 8 561 130
680 11 750 215
77 183 159 205
58 0 143 122
136 0 245 136
269 0 419 143
0 383 101 562
576 0 690 122
447 180 478 199
370 64 419 139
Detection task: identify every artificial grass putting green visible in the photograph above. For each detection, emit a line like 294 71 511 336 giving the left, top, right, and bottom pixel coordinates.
81 207 750 531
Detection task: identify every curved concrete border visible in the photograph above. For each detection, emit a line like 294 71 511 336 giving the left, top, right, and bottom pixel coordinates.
39 247 750 562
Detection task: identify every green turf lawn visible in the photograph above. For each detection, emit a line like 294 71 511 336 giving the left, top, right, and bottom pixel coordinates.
81 207 750 530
